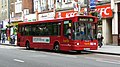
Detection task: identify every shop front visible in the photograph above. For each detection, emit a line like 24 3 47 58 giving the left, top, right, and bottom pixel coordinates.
6 17 22 40
95 4 113 45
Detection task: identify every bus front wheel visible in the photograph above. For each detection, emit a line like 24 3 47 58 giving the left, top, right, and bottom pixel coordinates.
54 43 60 52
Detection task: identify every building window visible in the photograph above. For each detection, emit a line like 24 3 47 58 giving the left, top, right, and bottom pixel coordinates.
34 0 39 11
2 0 3 5
84 0 87 4
57 0 62 2
17 0 22 2
65 0 72 3
11 12 14 18
56 0 63 9
15 2 22 13
4 0 6 6
40 0 47 11
34 0 41 12
48 0 54 10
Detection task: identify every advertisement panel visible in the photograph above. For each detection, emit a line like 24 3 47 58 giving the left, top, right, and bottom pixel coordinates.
38 12 55 20
33 37 50 43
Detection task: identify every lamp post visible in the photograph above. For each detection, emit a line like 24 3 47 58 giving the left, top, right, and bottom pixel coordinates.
8 0 11 43
87 0 90 15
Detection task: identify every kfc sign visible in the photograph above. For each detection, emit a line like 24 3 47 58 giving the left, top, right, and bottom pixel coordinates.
56 10 78 18
66 12 78 18
95 4 113 18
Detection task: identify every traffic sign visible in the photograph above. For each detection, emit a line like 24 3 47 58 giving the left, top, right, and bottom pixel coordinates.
90 0 96 9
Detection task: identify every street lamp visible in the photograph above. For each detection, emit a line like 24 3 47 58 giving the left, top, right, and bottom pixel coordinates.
8 0 11 44
87 0 90 15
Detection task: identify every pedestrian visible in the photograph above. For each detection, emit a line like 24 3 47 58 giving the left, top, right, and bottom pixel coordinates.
2 33 5 43
10 34 15 44
12 34 15 44
97 31 104 48
0 33 1 43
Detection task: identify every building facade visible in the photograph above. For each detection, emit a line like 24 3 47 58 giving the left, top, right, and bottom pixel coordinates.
111 0 120 46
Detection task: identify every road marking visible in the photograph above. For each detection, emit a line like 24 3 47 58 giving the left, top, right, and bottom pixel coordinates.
85 57 120 65
95 59 120 65
14 59 24 63
20 50 37 53
96 54 120 58
40 52 77 58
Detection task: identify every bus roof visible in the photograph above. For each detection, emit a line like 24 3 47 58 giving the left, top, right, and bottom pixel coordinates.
18 15 97 25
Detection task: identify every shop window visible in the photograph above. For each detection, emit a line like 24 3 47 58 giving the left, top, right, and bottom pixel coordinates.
48 0 54 10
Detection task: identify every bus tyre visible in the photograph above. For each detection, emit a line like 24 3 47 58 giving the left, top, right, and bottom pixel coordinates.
26 42 30 50
77 50 82 53
54 44 60 52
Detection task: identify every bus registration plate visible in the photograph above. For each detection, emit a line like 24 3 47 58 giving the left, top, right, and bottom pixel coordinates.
84 48 90 50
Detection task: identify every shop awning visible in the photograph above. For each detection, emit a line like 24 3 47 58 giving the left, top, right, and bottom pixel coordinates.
0 28 6 30
6 22 18 27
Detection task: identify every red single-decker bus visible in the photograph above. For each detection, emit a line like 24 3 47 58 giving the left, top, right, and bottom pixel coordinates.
17 15 98 52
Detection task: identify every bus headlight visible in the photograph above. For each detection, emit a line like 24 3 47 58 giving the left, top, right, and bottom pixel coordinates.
77 43 79 45
94 43 96 45
90 43 94 45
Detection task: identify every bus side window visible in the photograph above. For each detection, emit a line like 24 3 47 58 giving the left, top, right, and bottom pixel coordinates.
24 25 31 36
31 26 36 36
52 22 61 36
21 26 25 36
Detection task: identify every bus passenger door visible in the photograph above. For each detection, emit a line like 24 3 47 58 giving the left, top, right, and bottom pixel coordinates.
20 26 26 47
61 20 72 50
63 20 72 40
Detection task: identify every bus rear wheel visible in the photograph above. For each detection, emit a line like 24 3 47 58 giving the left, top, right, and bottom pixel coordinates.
54 43 60 52
26 42 30 50
76 50 82 53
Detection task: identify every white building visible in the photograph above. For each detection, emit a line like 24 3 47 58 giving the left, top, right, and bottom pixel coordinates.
111 0 120 46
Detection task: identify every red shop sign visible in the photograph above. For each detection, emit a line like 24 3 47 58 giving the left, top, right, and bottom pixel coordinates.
56 10 78 18
95 4 113 18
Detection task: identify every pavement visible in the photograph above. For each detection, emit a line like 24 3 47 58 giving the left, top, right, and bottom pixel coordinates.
0 40 17 46
87 45 120 55
0 40 120 55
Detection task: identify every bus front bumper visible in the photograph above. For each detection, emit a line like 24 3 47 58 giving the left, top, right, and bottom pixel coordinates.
71 45 98 51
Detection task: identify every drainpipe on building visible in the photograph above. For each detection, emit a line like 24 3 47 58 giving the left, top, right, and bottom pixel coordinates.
54 0 56 19
35 10 38 21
